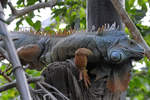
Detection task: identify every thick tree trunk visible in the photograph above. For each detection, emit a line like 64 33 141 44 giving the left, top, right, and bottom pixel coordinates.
87 0 126 100
86 0 124 31
86 0 126 100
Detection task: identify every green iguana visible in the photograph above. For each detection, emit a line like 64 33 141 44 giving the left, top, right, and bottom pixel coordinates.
0 29 144 92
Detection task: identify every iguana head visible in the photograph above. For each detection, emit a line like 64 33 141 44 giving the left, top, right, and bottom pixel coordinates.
102 31 144 63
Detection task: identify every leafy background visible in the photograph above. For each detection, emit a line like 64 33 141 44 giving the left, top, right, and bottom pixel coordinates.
0 0 150 100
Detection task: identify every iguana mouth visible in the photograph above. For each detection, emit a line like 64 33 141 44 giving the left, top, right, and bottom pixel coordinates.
129 49 144 61
131 53 144 61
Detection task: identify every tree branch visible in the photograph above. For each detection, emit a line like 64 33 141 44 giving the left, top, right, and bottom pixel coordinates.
8 2 18 15
0 76 44 92
0 47 9 61
6 0 57 23
36 82 57 100
41 82 69 100
111 0 150 60
0 69 12 82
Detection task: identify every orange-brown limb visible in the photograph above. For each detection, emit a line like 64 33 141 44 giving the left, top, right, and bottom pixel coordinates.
74 48 93 88
17 44 44 71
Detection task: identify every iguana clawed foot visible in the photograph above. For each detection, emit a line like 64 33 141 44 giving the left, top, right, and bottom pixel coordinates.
79 69 91 88
74 48 93 88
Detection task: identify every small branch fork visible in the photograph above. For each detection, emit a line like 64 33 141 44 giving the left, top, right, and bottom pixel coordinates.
6 0 57 23
111 0 150 60
0 69 12 82
0 76 70 100
0 47 9 61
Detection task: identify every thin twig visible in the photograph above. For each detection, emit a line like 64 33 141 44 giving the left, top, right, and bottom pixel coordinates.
0 62 12 76
8 2 18 15
41 82 70 100
0 47 9 61
4 65 12 73
0 76 43 92
111 0 150 60
0 69 12 82
6 0 57 23
36 82 57 100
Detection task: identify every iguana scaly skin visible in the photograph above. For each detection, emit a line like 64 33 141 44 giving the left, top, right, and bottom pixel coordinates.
0 30 144 92
0 31 62 70
48 31 144 63
41 30 144 92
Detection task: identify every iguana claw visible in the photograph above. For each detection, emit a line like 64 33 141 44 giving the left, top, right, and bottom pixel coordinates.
79 69 91 88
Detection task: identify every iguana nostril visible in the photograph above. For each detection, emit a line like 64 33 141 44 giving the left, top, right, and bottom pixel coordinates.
110 51 121 62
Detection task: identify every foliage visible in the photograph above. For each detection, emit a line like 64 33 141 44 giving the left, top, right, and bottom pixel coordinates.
125 0 150 100
51 0 86 30
0 0 150 99
127 58 150 100
14 0 86 31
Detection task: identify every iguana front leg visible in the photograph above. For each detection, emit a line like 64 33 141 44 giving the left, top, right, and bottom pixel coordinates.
17 44 44 71
74 48 93 88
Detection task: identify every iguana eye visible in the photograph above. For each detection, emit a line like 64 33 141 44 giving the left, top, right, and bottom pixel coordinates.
129 40 135 45
130 41 134 45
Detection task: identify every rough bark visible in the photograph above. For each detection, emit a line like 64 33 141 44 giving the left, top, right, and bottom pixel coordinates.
86 0 124 31
40 60 127 100
0 0 8 8
86 0 126 99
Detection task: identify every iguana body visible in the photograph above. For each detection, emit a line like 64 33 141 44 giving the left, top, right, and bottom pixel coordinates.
46 31 144 64
44 30 144 92
0 30 143 65
0 30 144 92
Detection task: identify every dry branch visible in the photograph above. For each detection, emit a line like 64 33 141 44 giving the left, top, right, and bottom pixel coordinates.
36 82 57 100
8 2 17 15
41 82 69 100
0 76 43 92
0 47 9 60
6 0 57 23
111 0 150 60
0 69 12 82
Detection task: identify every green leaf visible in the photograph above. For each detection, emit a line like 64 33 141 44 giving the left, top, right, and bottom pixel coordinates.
15 18 24 30
27 0 38 5
25 17 34 26
28 12 35 18
17 0 24 5
33 20 41 31
0 64 6 71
